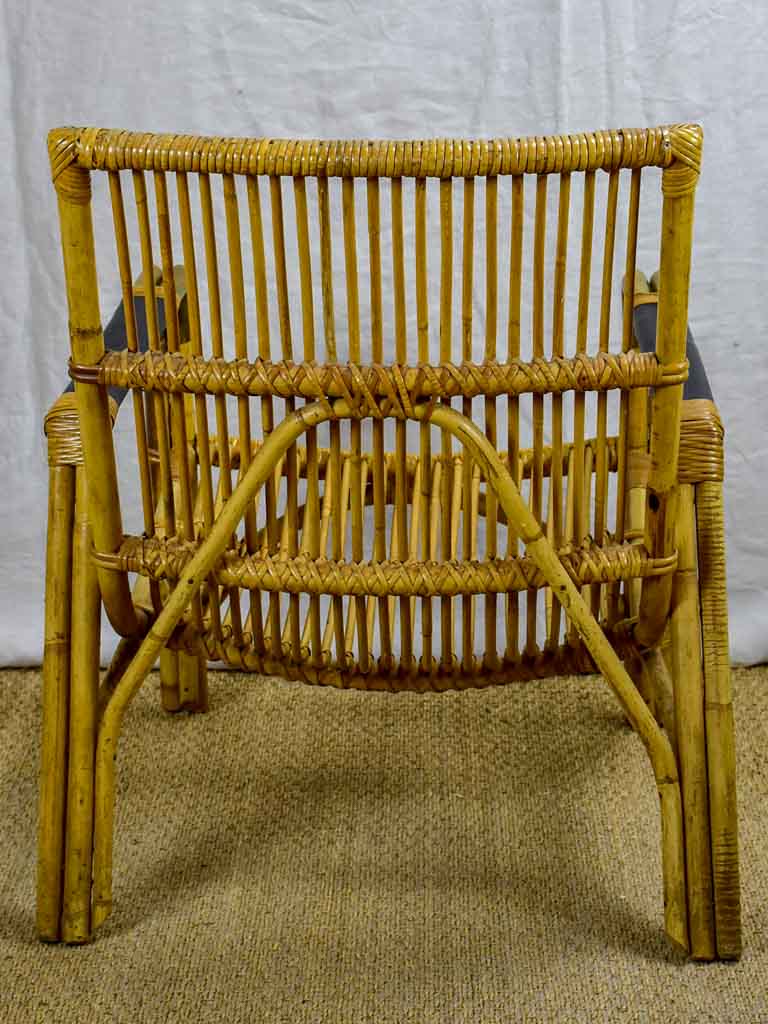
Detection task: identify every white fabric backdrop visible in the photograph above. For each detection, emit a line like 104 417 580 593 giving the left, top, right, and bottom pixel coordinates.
1 0 766 665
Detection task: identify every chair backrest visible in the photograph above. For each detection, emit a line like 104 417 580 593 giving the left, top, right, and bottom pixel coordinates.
48 124 702 683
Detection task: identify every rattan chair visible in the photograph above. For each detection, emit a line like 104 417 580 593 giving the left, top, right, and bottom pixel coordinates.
38 123 740 958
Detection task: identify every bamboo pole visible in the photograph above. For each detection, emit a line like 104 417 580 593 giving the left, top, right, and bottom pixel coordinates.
670 484 715 959
37 464 75 941
696 479 741 959
367 177 391 668
484 175 499 669
637 126 703 647
527 174 546 658
593 170 619 619
547 172 570 648
505 173 523 664
61 467 101 943
462 176 476 672
440 177 454 670
413 402 689 952
342 177 369 672
415 177 432 671
91 401 336 928
50 142 141 638
392 176 412 671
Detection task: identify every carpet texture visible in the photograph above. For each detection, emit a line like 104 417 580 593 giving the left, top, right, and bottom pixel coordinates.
1 666 766 1023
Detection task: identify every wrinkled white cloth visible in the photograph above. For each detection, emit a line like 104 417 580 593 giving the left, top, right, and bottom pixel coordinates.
1 0 766 665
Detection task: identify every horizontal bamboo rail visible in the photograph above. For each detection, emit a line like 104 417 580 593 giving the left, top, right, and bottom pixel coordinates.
51 125 678 178
95 536 676 597
78 349 687 405
204 433 622 479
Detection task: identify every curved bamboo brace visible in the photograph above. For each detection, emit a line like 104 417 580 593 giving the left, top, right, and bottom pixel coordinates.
91 399 334 928
412 404 688 950
91 399 688 951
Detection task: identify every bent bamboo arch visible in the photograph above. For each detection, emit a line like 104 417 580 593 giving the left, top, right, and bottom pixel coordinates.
91 399 688 950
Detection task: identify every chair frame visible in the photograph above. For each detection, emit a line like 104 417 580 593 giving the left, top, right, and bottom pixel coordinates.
37 123 740 958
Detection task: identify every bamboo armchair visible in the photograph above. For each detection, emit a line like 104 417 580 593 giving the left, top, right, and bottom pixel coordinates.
38 123 740 958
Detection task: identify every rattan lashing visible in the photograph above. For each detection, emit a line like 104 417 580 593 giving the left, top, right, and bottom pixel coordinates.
38 123 740 961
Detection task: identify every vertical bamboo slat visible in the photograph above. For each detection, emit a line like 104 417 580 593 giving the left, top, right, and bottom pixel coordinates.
547 173 570 649
223 174 265 656
505 174 523 663
570 170 595 643
154 176 207 698
342 177 369 671
439 177 453 673
133 172 176 539
391 177 412 671
612 169 641 623
107 172 155 536
246 176 277 656
462 177 475 672
177 171 222 651
528 174 547 656
483 176 499 668
294 175 323 666
200 174 244 648
592 170 619 620
415 177 431 672
270 175 302 661
367 178 391 670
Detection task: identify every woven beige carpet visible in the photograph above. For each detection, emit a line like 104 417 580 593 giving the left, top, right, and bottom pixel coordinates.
1 666 766 1023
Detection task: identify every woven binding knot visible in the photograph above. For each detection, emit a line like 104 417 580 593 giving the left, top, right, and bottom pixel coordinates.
44 393 83 466
43 392 118 467
48 128 91 204
662 124 703 198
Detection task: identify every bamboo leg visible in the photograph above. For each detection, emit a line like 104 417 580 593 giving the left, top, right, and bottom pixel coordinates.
61 467 101 943
696 480 741 959
37 465 75 941
159 648 181 712
91 401 335 931
178 650 209 712
410 401 689 953
160 647 208 713
670 484 715 959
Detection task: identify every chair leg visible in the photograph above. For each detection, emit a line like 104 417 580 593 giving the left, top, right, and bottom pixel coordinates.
696 480 742 959
59 468 101 943
159 649 182 712
669 484 716 959
413 401 690 953
37 465 75 941
160 648 208 712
